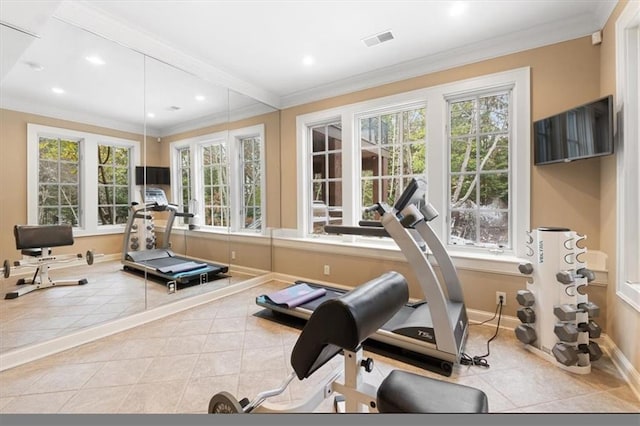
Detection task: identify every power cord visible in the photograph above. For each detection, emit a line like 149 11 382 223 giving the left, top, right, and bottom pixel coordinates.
460 297 504 368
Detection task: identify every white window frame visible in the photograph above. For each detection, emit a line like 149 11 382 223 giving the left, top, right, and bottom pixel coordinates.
27 124 140 236
296 67 530 258
616 0 640 311
169 124 266 234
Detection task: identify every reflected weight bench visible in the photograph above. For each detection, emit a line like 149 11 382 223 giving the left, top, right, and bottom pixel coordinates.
4 225 89 299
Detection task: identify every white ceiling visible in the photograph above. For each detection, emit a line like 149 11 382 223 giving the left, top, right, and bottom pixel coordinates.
0 0 618 134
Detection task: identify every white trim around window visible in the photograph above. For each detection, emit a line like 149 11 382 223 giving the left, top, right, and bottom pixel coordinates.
27 123 141 237
615 0 640 312
296 67 530 259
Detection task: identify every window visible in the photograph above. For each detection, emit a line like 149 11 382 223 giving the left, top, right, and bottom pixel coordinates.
448 91 511 249
359 107 426 220
37 136 81 226
97 144 131 225
296 68 530 257
170 124 266 233
310 122 342 233
616 0 640 310
28 124 140 235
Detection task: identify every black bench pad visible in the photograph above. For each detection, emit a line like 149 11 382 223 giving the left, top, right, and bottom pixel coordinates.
377 370 488 413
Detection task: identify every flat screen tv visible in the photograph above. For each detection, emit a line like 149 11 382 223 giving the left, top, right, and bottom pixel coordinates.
533 95 614 165
135 166 170 185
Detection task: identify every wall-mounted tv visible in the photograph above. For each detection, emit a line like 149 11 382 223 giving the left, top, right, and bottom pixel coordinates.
135 166 170 185
533 95 614 165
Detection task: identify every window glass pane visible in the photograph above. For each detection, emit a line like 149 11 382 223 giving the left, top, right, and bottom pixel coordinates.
63 185 78 205
98 206 113 225
115 167 129 185
98 185 111 204
39 185 58 206
38 160 58 183
312 154 325 179
479 94 509 133
98 165 113 184
381 114 398 145
60 162 79 184
451 173 476 207
114 147 129 164
479 173 508 208
39 207 59 225
115 186 129 204
328 124 342 150
479 210 508 245
450 210 476 245
312 128 326 153
403 108 426 142
451 137 477 173
402 143 425 175
450 100 476 136
59 140 79 161
328 153 341 178
115 206 129 225
60 206 78 226
479 135 509 171
39 138 59 160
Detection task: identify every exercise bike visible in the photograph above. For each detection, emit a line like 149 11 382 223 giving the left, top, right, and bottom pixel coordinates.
209 271 488 414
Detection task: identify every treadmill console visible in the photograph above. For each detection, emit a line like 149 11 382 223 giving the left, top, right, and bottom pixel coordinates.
143 187 169 207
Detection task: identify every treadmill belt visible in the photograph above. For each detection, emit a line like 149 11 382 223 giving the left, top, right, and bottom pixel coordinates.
157 261 208 274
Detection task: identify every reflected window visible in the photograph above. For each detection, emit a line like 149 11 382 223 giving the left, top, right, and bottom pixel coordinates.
28 124 140 235
240 136 262 230
97 144 131 225
37 136 81 226
202 143 229 228
176 147 192 225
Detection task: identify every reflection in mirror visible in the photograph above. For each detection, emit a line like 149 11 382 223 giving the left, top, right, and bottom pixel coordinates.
0 17 146 353
143 56 279 310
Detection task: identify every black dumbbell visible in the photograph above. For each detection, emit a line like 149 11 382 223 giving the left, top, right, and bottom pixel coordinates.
552 342 578 366
554 320 601 342
578 341 602 361
576 267 596 283
515 324 537 344
518 262 533 275
554 302 600 321
516 289 535 307
517 306 536 323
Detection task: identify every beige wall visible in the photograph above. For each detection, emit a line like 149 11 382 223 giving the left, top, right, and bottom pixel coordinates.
0 109 156 260
598 0 640 375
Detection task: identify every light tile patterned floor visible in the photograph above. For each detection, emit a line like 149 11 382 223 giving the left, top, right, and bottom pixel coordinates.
0 264 639 414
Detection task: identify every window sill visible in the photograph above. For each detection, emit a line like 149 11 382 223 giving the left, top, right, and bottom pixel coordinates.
73 226 126 238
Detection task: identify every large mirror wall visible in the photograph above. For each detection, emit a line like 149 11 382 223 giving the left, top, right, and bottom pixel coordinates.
0 16 278 355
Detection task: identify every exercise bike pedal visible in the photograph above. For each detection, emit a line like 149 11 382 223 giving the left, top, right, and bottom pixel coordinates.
239 397 250 408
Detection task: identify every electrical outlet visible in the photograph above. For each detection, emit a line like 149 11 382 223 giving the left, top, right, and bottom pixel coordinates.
231 251 236 260
323 264 330 275
496 291 506 306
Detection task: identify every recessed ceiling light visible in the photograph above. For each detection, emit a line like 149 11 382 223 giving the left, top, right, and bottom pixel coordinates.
449 1 467 17
169 106 181 111
85 55 105 65
302 55 315 66
147 112 155 118
195 95 205 101
25 61 44 71
51 87 65 94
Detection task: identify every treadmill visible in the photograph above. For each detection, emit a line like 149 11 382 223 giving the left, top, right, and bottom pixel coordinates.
122 187 228 285
256 178 467 375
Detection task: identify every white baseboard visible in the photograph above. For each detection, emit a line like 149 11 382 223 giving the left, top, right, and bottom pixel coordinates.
599 334 640 402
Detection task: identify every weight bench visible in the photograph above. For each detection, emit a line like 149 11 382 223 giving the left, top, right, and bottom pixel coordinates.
209 271 488 413
4 225 88 300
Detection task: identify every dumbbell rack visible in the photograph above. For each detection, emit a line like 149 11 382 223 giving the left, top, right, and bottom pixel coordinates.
126 213 156 253
516 227 602 374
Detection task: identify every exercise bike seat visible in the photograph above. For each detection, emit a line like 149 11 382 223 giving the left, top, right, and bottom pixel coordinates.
290 271 409 380
377 369 488 413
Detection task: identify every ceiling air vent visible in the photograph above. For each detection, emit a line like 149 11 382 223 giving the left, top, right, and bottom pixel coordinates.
362 30 394 47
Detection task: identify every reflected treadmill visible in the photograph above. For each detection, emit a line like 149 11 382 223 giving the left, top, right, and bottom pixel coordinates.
122 187 228 285
257 179 468 375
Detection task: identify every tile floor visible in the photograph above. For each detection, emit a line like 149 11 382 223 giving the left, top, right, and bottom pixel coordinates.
0 266 639 414
0 260 252 353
